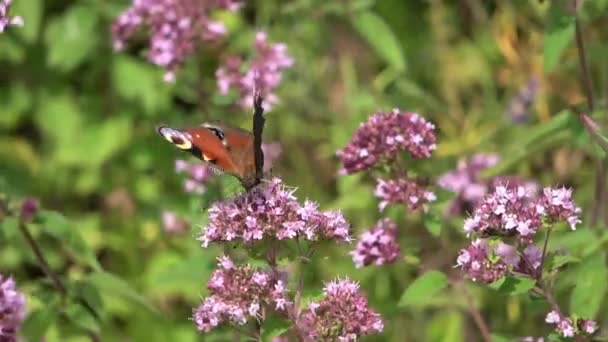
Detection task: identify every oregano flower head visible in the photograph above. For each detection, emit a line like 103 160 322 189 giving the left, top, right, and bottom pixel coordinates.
336 110 436 174
198 177 351 247
193 256 289 332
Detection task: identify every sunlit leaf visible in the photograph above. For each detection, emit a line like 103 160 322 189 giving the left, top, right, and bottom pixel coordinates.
85 271 159 315
423 212 442 237
261 316 291 341
45 5 99 72
544 4 575 72
489 276 536 296
570 252 607 318
37 210 101 271
399 271 448 307
352 11 406 72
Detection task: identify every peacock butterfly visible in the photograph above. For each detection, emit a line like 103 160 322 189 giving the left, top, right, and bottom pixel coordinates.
157 122 260 189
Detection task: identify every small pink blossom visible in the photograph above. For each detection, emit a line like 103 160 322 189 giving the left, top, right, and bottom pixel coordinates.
0 274 26 341
375 177 435 212
297 278 383 341
337 110 436 174
350 218 400 268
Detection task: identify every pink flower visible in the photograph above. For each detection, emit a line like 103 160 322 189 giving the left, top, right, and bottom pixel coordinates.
456 239 511 283
198 177 350 246
350 218 400 268
298 278 383 341
161 211 188 234
0 274 26 341
216 32 293 110
375 177 435 212
112 0 241 82
337 110 436 174
175 159 214 194
193 256 289 332
0 0 23 33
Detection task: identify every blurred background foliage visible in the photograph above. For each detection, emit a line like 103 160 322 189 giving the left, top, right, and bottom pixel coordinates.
1 0 608 341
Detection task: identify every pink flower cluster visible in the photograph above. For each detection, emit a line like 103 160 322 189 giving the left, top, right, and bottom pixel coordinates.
216 32 294 110
438 153 538 216
112 0 241 82
506 77 537 123
457 184 581 283
463 185 580 240
375 178 436 212
161 210 189 234
198 177 350 247
175 159 214 194
297 278 383 341
545 310 597 338
456 239 542 283
0 274 26 341
350 218 400 268
0 0 23 33
193 256 289 332
336 110 437 174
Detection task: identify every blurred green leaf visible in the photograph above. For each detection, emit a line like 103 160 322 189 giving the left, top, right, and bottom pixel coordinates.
145 252 214 301
0 216 20 240
545 254 580 271
85 271 159 315
570 252 607 318
37 210 101 271
352 11 406 72
12 0 43 43
489 276 536 295
64 302 100 334
22 306 59 341
45 5 99 72
423 212 442 237
544 4 574 72
0 84 31 129
112 56 170 114
399 271 448 307
482 111 575 177
261 316 291 341
425 310 463 342
55 116 133 168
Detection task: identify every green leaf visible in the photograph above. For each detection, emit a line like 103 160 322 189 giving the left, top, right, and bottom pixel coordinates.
399 271 448 307
352 11 406 72
64 301 100 334
37 210 101 271
425 310 463 342
491 334 514 342
261 316 291 341
546 254 581 271
489 276 536 295
0 216 20 240
45 5 99 72
12 0 43 43
85 271 159 315
482 111 575 177
145 252 214 301
423 212 442 237
544 4 575 72
21 306 58 341
570 252 607 318
112 56 170 114
55 116 133 168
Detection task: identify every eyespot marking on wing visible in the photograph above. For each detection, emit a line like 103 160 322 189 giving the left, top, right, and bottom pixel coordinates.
157 126 193 150
202 124 228 146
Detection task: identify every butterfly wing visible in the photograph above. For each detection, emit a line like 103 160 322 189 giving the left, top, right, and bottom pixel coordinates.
157 124 240 175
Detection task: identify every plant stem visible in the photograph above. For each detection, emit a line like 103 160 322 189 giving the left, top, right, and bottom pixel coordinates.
461 283 492 342
18 221 67 294
537 227 552 280
574 17 595 112
19 220 102 341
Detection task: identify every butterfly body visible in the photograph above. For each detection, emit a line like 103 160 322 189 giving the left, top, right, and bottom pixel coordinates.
157 122 259 188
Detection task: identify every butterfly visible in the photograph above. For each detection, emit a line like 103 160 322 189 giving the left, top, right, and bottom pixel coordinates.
157 122 261 189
